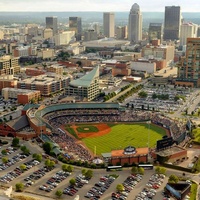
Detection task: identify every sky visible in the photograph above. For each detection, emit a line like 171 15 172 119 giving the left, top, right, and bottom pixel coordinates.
0 0 200 12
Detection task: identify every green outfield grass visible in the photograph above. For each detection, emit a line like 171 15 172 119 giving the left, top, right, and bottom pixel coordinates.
82 123 166 155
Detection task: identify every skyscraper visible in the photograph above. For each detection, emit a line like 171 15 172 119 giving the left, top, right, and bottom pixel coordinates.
180 22 198 46
69 17 82 41
46 16 58 36
148 23 163 42
128 3 142 43
103 12 115 38
176 38 200 87
164 6 181 41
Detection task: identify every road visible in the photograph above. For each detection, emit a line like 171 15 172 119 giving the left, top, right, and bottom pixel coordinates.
167 89 200 119
106 80 147 103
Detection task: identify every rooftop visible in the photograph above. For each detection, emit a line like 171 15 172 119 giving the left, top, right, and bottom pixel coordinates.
111 147 148 157
2 87 40 95
155 146 186 157
82 38 129 48
7 115 29 131
18 74 69 85
69 66 99 87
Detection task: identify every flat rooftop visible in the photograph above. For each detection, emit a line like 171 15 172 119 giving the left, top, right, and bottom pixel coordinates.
155 146 186 157
111 147 148 157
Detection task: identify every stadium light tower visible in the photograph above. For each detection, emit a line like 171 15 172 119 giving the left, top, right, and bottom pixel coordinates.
147 121 151 155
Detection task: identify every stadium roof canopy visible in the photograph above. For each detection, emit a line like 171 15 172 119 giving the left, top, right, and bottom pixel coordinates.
35 102 120 118
23 104 40 111
7 115 29 131
69 66 99 87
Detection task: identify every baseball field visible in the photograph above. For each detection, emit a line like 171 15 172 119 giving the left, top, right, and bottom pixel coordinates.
65 123 166 155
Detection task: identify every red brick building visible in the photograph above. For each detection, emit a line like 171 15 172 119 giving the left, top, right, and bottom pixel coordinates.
109 146 148 165
25 68 45 76
112 61 131 76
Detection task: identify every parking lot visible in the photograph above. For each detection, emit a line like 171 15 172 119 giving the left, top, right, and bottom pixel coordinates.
129 86 192 113
0 139 193 200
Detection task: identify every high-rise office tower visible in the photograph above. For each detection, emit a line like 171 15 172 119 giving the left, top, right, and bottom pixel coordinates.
84 29 98 41
93 23 100 34
176 38 200 87
180 22 198 47
148 23 163 42
116 26 128 39
69 17 82 41
46 16 58 36
164 6 181 41
198 26 200 37
103 12 115 38
128 3 142 43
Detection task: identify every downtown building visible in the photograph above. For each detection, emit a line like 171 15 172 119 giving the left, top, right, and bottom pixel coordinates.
103 12 115 38
148 23 163 43
69 17 82 41
17 75 70 96
164 6 181 41
0 56 20 75
180 22 198 47
46 16 58 36
66 66 100 101
128 3 142 43
176 38 200 87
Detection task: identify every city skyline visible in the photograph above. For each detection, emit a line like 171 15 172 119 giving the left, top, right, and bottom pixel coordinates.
0 0 200 12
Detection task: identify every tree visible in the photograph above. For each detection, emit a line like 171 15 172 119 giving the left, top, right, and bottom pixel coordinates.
155 166 166 174
155 166 161 174
174 95 180 101
67 165 74 173
138 91 148 98
12 137 19 147
43 142 52 154
1 149 7 155
131 166 138 174
15 183 24 192
55 190 63 198
69 178 76 186
81 168 87 176
116 184 124 193
76 61 82 67
152 93 157 99
32 153 42 162
156 166 167 174
85 170 93 179
62 164 68 172
159 167 167 175
20 164 27 171
138 167 144 175
2 157 8 163
49 160 55 168
20 145 30 155
45 159 51 168
168 174 179 183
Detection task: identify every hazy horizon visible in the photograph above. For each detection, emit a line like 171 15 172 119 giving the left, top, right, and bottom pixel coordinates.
0 11 200 27
0 0 200 12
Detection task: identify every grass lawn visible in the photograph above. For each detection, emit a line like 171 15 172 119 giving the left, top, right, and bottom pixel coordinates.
82 123 166 155
189 182 198 200
193 128 200 142
65 125 78 139
76 125 99 133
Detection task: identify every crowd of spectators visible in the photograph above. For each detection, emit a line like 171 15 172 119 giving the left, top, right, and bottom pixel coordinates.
49 128 92 161
43 108 187 161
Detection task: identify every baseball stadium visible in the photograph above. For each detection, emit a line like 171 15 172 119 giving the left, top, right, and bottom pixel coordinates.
0 102 188 165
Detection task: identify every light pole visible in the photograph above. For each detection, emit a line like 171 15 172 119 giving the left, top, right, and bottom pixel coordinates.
147 121 151 156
